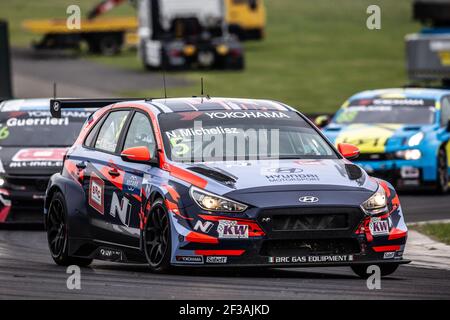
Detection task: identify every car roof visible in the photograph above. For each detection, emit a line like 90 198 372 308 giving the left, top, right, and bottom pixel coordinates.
0 98 50 112
348 88 450 101
146 97 294 113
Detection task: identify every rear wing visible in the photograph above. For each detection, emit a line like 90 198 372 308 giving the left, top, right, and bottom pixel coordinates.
50 98 144 118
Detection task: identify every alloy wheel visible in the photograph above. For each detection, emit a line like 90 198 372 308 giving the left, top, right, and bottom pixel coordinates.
47 199 67 258
144 205 170 267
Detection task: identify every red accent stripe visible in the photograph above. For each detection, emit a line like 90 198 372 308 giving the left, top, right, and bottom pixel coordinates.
194 250 245 256
64 159 81 185
164 184 180 202
379 180 392 198
0 205 11 223
186 232 219 244
388 228 407 240
373 245 400 252
199 215 253 222
169 165 207 188
165 199 192 220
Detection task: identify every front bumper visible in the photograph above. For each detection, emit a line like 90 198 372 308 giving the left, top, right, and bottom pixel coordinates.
169 203 408 267
357 158 436 188
163 39 243 70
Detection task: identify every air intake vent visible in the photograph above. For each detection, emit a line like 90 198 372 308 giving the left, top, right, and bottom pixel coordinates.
188 165 237 186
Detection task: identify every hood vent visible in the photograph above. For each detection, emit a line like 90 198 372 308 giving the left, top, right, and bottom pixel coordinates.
345 164 363 180
187 165 237 187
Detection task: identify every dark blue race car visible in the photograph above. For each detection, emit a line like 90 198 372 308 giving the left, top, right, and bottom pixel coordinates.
44 97 409 278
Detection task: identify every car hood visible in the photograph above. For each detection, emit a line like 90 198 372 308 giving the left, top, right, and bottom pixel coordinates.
323 123 435 153
181 159 378 193
0 146 67 176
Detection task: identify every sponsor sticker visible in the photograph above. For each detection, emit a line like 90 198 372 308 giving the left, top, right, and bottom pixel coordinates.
166 126 239 139
176 255 204 264
98 248 123 261
268 255 353 264
261 167 304 174
124 173 142 196
369 219 389 236
193 220 214 233
109 192 132 227
12 148 67 162
5 117 69 127
204 111 290 119
265 173 320 183
217 220 249 239
89 173 104 215
206 256 227 264
126 175 139 192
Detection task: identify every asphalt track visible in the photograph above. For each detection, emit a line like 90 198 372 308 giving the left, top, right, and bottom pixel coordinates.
11 48 190 98
0 193 449 300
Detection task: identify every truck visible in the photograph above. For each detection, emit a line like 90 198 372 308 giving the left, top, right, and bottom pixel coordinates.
22 16 137 56
138 0 244 70
406 0 450 84
226 0 266 40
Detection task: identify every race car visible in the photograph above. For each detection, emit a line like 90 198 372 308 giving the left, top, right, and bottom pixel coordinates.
323 88 450 193
44 97 409 278
0 99 92 224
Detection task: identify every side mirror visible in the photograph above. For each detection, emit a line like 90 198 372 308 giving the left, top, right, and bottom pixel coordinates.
337 143 360 160
314 115 330 128
121 146 151 163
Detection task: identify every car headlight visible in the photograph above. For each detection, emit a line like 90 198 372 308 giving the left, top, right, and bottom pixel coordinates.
0 176 5 187
395 149 422 160
407 132 424 147
190 187 248 213
362 184 388 215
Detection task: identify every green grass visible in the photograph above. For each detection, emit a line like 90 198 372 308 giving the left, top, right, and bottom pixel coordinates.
411 223 450 245
1 0 421 113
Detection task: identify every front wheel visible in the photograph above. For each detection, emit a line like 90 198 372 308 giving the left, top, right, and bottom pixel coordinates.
143 198 172 273
46 192 92 267
351 264 399 279
436 148 449 194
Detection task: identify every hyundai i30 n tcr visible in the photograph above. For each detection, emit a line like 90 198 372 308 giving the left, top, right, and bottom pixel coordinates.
323 88 450 193
0 99 92 224
45 97 409 277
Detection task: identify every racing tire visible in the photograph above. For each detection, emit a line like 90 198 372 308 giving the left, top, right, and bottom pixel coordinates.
143 198 172 273
436 148 449 194
351 264 399 279
46 192 93 267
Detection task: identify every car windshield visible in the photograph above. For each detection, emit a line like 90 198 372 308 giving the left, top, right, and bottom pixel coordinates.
0 109 92 147
159 110 337 162
332 98 436 125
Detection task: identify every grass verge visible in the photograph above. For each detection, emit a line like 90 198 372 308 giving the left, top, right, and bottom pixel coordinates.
411 223 450 245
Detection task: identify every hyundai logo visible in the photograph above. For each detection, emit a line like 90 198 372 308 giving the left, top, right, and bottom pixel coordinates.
299 196 319 203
